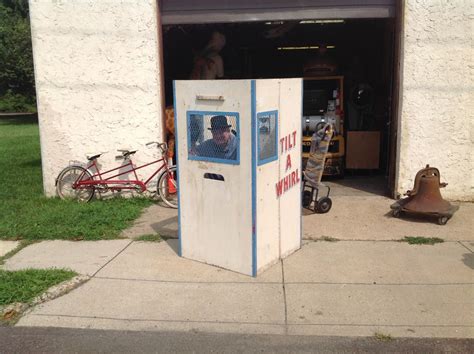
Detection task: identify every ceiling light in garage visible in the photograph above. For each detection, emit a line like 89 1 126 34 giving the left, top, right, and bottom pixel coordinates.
264 21 285 25
299 19 345 24
277 46 319 50
277 46 336 50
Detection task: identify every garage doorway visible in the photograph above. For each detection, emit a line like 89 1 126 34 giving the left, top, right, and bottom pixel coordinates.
160 0 400 198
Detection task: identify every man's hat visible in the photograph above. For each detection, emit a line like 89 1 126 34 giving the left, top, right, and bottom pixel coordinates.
209 115 232 130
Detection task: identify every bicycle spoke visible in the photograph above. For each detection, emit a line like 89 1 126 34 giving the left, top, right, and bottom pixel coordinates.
56 166 94 202
157 166 178 208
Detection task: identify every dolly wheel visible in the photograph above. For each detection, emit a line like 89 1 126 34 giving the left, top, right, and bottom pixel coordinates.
392 209 401 218
316 197 332 213
438 216 448 225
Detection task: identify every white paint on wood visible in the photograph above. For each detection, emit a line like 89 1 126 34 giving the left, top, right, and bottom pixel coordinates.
255 80 283 271
176 79 302 276
176 80 253 275
277 79 302 258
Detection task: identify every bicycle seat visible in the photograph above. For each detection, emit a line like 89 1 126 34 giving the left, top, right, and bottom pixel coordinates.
117 150 137 158
87 153 102 161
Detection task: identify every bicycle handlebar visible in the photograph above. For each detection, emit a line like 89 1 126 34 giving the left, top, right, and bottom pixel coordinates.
146 141 168 153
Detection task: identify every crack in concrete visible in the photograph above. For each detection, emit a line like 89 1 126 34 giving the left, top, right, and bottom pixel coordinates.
458 241 473 253
29 313 474 329
91 241 133 278
281 259 288 335
93 276 280 285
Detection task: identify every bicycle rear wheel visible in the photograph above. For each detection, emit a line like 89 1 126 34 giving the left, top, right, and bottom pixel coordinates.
56 166 95 202
157 165 178 209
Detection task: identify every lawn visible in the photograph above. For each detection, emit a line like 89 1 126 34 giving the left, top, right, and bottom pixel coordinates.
0 269 77 306
0 115 152 240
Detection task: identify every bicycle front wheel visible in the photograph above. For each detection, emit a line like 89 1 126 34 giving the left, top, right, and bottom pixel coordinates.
56 166 95 202
157 165 178 209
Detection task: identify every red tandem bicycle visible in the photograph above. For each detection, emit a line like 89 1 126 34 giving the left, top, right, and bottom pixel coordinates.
55 142 178 208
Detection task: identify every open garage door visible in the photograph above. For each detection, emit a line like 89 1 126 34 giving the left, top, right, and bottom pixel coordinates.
160 0 402 197
160 0 396 25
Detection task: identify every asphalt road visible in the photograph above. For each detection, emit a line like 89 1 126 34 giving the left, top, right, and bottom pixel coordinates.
1 327 472 353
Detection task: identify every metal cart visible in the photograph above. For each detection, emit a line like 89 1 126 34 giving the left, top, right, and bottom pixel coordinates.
302 123 333 213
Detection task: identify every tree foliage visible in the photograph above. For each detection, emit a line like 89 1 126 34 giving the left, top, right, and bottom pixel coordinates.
0 0 36 112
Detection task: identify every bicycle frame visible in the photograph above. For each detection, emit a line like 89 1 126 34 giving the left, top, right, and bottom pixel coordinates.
74 156 171 192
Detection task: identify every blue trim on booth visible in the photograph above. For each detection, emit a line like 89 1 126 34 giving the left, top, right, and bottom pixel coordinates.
257 110 279 166
300 79 303 248
186 110 240 165
173 81 182 257
251 80 257 277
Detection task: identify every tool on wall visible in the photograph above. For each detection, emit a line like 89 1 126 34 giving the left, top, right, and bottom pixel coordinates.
348 83 374 131
390 165 459 225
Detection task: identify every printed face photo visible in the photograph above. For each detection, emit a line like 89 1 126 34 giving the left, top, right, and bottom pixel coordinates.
188 112 240 163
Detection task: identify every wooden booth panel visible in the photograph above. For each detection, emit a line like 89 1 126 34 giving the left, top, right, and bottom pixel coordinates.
175 79 302 277
175 80 253 275
346 131 380 169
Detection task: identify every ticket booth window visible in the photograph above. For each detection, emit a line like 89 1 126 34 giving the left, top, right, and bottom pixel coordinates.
186 111 240 165
257 110 278 165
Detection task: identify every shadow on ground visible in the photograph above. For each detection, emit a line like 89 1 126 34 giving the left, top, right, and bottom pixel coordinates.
323 175 388 197
151 214 178 238
462 253 474 270
165 239 179 255
0 113 38 125
20 159 42 168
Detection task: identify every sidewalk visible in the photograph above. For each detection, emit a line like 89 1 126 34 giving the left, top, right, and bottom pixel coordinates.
121 195 473 241
3 236 473 338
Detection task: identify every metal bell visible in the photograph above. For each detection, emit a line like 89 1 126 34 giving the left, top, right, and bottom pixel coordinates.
390 165 459 225
403 165 451 213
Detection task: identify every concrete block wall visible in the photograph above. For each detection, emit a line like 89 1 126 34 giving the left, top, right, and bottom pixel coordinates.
29 0 164 196
397 0 473 201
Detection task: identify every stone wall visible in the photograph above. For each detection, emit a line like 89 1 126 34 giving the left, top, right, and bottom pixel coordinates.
397 0 473 200
29 0 164 196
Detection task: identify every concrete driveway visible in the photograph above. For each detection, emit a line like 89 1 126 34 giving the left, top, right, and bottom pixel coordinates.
120 195 473 242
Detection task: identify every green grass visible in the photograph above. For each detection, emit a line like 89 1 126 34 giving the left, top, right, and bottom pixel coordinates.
0 116 152 240
0 269 77 306
400 236 444 245
373 332 393 342
317 236 340 242
135 234 163 242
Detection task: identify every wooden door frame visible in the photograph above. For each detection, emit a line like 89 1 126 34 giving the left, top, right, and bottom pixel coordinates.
156 0 167 145
387 0 404 199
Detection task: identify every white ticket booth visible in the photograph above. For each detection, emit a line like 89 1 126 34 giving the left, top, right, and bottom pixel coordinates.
174 79 302 276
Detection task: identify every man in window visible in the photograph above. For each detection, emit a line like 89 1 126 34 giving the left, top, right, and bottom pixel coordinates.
193 115 238 161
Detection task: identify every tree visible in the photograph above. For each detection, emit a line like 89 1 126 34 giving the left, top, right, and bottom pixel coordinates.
0 0 36 112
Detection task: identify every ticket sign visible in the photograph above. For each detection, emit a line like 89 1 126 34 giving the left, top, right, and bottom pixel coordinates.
174 79 302 276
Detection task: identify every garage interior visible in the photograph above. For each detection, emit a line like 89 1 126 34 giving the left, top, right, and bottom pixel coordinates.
161 8 398 197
